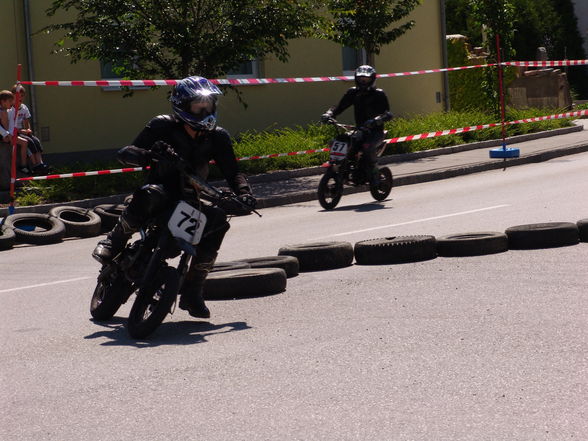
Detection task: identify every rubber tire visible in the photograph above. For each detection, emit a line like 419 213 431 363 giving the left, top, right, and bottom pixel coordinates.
354 236 437 265
90 269 131 321
240 255 299 278
4 213 66 245
369 167 393 201
93 204 126 232
0 224 16 251
278 241 354 272
127 266 180 339
317 171 343 210
436 232 509 257
505 222 579 249
49 205 102 238
577 219 588 242
211 261 252 272
204 268 287 300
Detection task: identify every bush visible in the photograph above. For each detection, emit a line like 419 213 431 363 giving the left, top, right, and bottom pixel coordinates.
12 108 574 205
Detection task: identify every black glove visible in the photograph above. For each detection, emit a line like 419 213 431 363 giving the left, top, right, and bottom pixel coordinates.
237 193 257 210
321 113 334 124
363 119 376 129
149 140 176 160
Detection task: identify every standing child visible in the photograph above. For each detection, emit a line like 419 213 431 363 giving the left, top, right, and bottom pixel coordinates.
0 90 33 174
11 84 49 173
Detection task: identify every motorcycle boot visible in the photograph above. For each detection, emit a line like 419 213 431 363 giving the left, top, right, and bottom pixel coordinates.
92 214 139 264
179 251 217 319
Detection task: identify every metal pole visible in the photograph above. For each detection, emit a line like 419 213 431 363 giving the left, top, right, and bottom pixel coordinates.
496 34 507 150
9 64 22 215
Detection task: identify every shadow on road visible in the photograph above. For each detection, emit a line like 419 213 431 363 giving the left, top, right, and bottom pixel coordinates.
320 200 393 213
84 318 251 347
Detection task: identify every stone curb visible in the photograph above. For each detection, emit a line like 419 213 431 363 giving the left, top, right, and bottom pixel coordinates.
0 124 585 217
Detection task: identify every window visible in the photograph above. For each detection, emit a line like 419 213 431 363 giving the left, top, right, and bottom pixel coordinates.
99 60 147 91
342 47 368 74
226 59 261 79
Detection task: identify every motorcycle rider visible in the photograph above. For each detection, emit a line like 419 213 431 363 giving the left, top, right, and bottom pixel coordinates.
321 65 393 185
92 76 255 319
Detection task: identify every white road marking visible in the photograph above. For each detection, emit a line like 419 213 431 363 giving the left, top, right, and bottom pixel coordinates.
323 204 510 238
0 276 93 294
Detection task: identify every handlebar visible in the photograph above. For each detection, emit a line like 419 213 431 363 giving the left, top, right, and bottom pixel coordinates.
151 146 261 217
322 118 358 132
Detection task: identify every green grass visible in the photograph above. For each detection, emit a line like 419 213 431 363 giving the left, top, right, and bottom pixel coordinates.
12 107 574 206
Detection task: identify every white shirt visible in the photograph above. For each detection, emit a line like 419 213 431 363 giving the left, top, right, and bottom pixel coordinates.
0 105 31 137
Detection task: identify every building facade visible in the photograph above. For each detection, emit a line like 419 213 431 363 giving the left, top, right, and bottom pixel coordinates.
1 0 447 162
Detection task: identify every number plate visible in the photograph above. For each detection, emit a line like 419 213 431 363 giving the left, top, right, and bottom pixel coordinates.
168 201 207 245
330 140 348 161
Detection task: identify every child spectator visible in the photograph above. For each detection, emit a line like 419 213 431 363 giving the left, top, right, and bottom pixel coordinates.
11 84 50 174
0 90 32 174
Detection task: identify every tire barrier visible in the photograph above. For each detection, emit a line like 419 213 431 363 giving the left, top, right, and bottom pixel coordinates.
93 204 126 232
354 236 437 265
203 268 287 300
0 224 16 250
49 206 102 238
505 222 580 250
240 256 300 278
436 232 509 257
3 213 66 245
278 241 354 272
211 261 252 272
577 219 588 242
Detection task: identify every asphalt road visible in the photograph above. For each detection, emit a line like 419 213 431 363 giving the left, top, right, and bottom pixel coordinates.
1 152 587 440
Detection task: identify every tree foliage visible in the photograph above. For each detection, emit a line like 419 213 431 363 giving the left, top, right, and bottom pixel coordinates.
324 0 421 61
44 0 321 79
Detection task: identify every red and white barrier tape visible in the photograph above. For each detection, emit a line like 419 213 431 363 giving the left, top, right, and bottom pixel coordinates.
18 59 588 88
504 60 588 67
16 110 587 182
385 109 588 143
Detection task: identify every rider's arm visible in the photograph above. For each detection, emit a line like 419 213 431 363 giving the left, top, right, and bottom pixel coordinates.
365 91 393 129
325 88 356 118
117 115 174 167
211 128 252 195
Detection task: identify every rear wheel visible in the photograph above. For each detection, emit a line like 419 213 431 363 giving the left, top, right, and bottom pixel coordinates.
126 266 179 339
369 167 393 201
317 170 343 210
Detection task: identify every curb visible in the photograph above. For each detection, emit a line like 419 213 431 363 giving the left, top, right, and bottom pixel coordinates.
0 124 585 216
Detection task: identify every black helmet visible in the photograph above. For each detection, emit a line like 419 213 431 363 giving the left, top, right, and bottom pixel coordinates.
170 76 222 130
355 65 376 90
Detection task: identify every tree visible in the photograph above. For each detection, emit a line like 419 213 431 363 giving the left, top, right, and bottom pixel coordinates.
324 0 421 65
43 0 321 80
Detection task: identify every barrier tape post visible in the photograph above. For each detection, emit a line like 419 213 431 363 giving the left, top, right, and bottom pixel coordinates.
490 35 520 159
8 64 22 216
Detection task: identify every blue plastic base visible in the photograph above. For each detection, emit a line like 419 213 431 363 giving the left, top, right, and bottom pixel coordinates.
489 147 520 158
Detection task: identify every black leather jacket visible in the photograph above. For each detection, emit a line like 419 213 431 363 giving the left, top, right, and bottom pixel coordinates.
117 115 251 196
328 87 393 129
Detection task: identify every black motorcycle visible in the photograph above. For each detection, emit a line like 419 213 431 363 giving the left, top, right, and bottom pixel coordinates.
317 119 393 210
90 154 259 339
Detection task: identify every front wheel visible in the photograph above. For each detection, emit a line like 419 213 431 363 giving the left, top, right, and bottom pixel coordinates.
317 170 343 210
370 167 393 201
90 267 131 321
126 266 180 339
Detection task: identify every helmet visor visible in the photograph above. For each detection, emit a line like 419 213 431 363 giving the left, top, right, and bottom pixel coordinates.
189 99 215 119
356 76 372 85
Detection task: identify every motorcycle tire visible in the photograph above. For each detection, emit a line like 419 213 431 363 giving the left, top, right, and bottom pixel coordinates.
369 167 393 201
240 255 299 278
127 266 179 339
317 170 343 210
0 224 16 251
49 205 102 238
90 267 131 321
505 222 579 249
4 213 66 245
